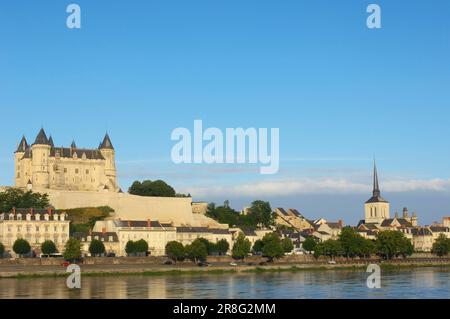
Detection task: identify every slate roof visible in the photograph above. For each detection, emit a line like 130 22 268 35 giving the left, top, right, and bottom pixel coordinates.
411 228 433 236
100 133 114 150
73 231 119 242
115 220 168 228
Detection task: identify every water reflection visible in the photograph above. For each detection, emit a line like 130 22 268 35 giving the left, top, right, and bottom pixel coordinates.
0 269 449 299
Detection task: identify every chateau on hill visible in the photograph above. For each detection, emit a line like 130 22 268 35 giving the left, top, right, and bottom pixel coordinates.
14 128 118 192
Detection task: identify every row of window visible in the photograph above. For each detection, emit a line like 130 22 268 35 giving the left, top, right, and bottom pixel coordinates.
6 225 67 233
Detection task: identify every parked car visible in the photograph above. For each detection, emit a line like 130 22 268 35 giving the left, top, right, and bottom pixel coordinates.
106 253 116 258
259 262 268 266
198 262 210 267
328 260 337 265
229 262 238 267
163 260 174 265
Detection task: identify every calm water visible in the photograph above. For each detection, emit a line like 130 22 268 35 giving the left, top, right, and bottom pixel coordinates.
1 268 449 299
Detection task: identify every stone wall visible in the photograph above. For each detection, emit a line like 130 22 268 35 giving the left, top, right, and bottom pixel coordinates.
37 188 202 226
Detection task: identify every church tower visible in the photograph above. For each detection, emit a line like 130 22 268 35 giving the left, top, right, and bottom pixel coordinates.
364 160 390 224
99 133 118 191
31 128 51 188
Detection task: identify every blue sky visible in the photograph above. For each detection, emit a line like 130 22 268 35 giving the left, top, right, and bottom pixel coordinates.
0 1 450 224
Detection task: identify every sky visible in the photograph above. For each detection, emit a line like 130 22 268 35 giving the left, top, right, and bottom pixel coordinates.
0 1 449 225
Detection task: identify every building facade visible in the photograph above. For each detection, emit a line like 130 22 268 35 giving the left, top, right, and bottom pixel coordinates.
0 208 70 255
14 128 118 192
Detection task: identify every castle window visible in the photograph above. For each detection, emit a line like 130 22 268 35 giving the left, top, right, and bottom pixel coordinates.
75 169 79 174
64 168 67 173
86 170 89 174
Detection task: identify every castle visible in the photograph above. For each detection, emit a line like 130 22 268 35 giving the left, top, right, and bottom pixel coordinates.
14 128 119 192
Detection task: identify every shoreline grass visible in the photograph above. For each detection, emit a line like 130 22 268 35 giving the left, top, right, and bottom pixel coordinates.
1 262 449 280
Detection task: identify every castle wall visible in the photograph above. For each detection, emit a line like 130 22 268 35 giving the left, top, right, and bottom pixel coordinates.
37 188 198 226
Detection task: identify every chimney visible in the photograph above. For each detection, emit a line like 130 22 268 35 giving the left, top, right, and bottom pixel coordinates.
12 207 16 214
47 207 52 215
102 227 106 235
30 208 33 215
147 219 151 228
338 220 344 228
128 220 131 227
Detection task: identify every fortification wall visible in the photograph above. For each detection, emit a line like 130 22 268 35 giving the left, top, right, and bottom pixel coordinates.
33 188 199 226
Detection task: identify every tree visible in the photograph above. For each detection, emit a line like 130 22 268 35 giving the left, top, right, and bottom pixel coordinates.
186 239 208 263
281 238 294 254
128 180 176 197
63 238 81 261
358 237 376 258
0 242 4 258
0 188 49 213
252 240 264 254
89 239 106 257
432 234 450 257
215 239 230 256
125 241 136 256
13 238 31 258
248 200 274 228
232 233 251 261
376 230 412 260
303 237 317 255
321 239 342 260
165 241 185 263
261 233 285 262
41 240 57 255
135 239 149 256
196 238 216 255
338 227 361 259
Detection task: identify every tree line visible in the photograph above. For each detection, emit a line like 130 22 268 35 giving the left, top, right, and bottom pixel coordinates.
302 228 418 260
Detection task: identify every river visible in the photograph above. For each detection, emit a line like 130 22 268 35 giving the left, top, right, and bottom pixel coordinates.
0 268 449 299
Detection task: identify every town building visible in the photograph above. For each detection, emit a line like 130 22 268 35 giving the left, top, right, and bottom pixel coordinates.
14 128 118 192
0 208 70 255
274 208 313 231
93 220 177 256
73 231 120 257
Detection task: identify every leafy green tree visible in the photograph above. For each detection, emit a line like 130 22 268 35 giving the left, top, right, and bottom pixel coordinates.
128 180 176 197
252 239 264 254
338 227 361 258
0 188 49 212
125 241 136 256
135 239 149 256
281 238 294 254
63 238 82 261
313 242 324 259
357 237 376 258
186 239 208 263
321 239 342 260
432 234 450 257
232 233 251 261
215 239 230 256
262 233 285 262
376 230 413 260
165 241 185 263
248 200 274 228
13 238 31 258
303 237 317 254
196 238 216 255
0 242 4 257
89 239 106 257
41 240 57 255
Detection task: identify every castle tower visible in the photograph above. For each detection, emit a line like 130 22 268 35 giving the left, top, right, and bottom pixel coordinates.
364 160 390 224
31 128 51 188
99 133 118 191
14 135 29 187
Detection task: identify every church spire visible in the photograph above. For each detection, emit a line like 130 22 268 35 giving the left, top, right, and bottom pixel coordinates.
373 159 380 197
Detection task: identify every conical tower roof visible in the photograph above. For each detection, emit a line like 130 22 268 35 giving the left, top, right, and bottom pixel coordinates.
33 128 50 145
48 135 55 147
16 136 29 153
99 133 114 150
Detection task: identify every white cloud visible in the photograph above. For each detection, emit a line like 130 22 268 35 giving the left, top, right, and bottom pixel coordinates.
182 177 450 198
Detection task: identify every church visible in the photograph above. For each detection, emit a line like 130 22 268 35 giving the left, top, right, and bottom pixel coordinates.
358 161 418 234
14 128 119 192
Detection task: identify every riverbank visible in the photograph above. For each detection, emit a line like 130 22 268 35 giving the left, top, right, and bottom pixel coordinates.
1 259 450 279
